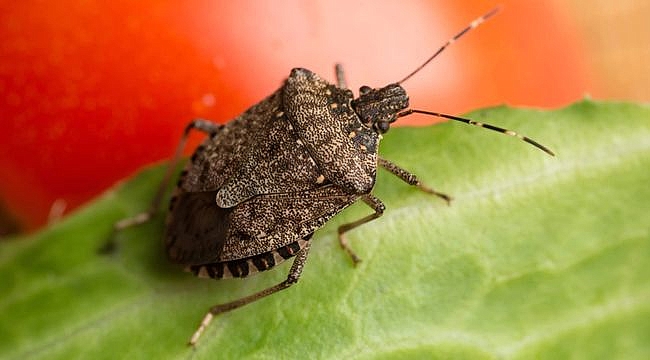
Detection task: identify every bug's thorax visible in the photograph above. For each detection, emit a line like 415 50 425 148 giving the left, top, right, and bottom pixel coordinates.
351 83 409 135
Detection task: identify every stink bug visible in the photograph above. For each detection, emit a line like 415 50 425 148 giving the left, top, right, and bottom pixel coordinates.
111 6 554 345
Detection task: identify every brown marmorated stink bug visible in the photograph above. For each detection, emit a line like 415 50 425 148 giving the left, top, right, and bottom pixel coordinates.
111 7 554 345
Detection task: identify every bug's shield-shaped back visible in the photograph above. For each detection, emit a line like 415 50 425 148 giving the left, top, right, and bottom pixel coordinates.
167 69 379 266
284 68 379 195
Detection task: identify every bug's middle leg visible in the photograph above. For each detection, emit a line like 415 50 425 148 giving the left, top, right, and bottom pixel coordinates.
338 193 385 266
378 157 452 204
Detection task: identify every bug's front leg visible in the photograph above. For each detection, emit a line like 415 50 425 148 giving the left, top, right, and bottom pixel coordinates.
378 157 452 204
101 119 223 253
338 193 385 266
189 241 312 346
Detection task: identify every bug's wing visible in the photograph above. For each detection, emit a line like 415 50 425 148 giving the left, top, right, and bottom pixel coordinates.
165 190 233 265
218 184 359 262
215 110 322 208
181 90 284 194
283 68 379 194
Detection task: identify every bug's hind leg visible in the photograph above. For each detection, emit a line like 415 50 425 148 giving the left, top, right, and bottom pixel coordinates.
338 193 385 266
378 157 452 204
188 240 312 346
100 119 223 253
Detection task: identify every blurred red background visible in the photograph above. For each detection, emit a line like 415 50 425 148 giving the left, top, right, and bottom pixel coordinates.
0 1 646 233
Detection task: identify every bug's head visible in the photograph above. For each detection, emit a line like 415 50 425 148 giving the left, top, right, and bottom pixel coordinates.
351 83 409 134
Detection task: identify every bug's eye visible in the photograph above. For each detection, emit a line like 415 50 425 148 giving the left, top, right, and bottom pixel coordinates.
359 85 372 95
375 121 390 134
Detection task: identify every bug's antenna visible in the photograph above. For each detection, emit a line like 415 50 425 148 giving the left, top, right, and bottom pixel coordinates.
398 109 555 156
398 6 501 85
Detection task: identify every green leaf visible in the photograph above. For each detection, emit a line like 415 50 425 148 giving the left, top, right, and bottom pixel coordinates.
1 100 649 359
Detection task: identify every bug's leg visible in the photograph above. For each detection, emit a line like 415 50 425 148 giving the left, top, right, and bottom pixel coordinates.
338 194 385 266
101 119 223 253
189 240 312 346
334 63 347 89
378 157 452 205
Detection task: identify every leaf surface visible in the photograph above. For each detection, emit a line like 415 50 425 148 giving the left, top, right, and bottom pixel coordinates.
1 100 649 359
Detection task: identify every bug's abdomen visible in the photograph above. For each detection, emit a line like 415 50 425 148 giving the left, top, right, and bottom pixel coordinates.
188 238 310 279
165 190 232 265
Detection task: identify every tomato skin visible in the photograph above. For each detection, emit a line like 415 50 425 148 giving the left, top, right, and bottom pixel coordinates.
0 1 589 230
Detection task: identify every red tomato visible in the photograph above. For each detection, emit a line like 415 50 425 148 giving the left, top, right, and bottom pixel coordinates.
0 1 589 230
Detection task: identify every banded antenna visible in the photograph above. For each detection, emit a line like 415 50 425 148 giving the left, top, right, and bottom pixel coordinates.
397 6 555 156
398 6 501 85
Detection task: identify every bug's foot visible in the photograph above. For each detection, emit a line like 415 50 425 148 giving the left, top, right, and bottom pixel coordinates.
98 231 119 254
417 183 452 205
101 211 156 255
338 234 363 267
348 252 362 267
439 193 453 206
98 240 116 254
188 312 214 347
